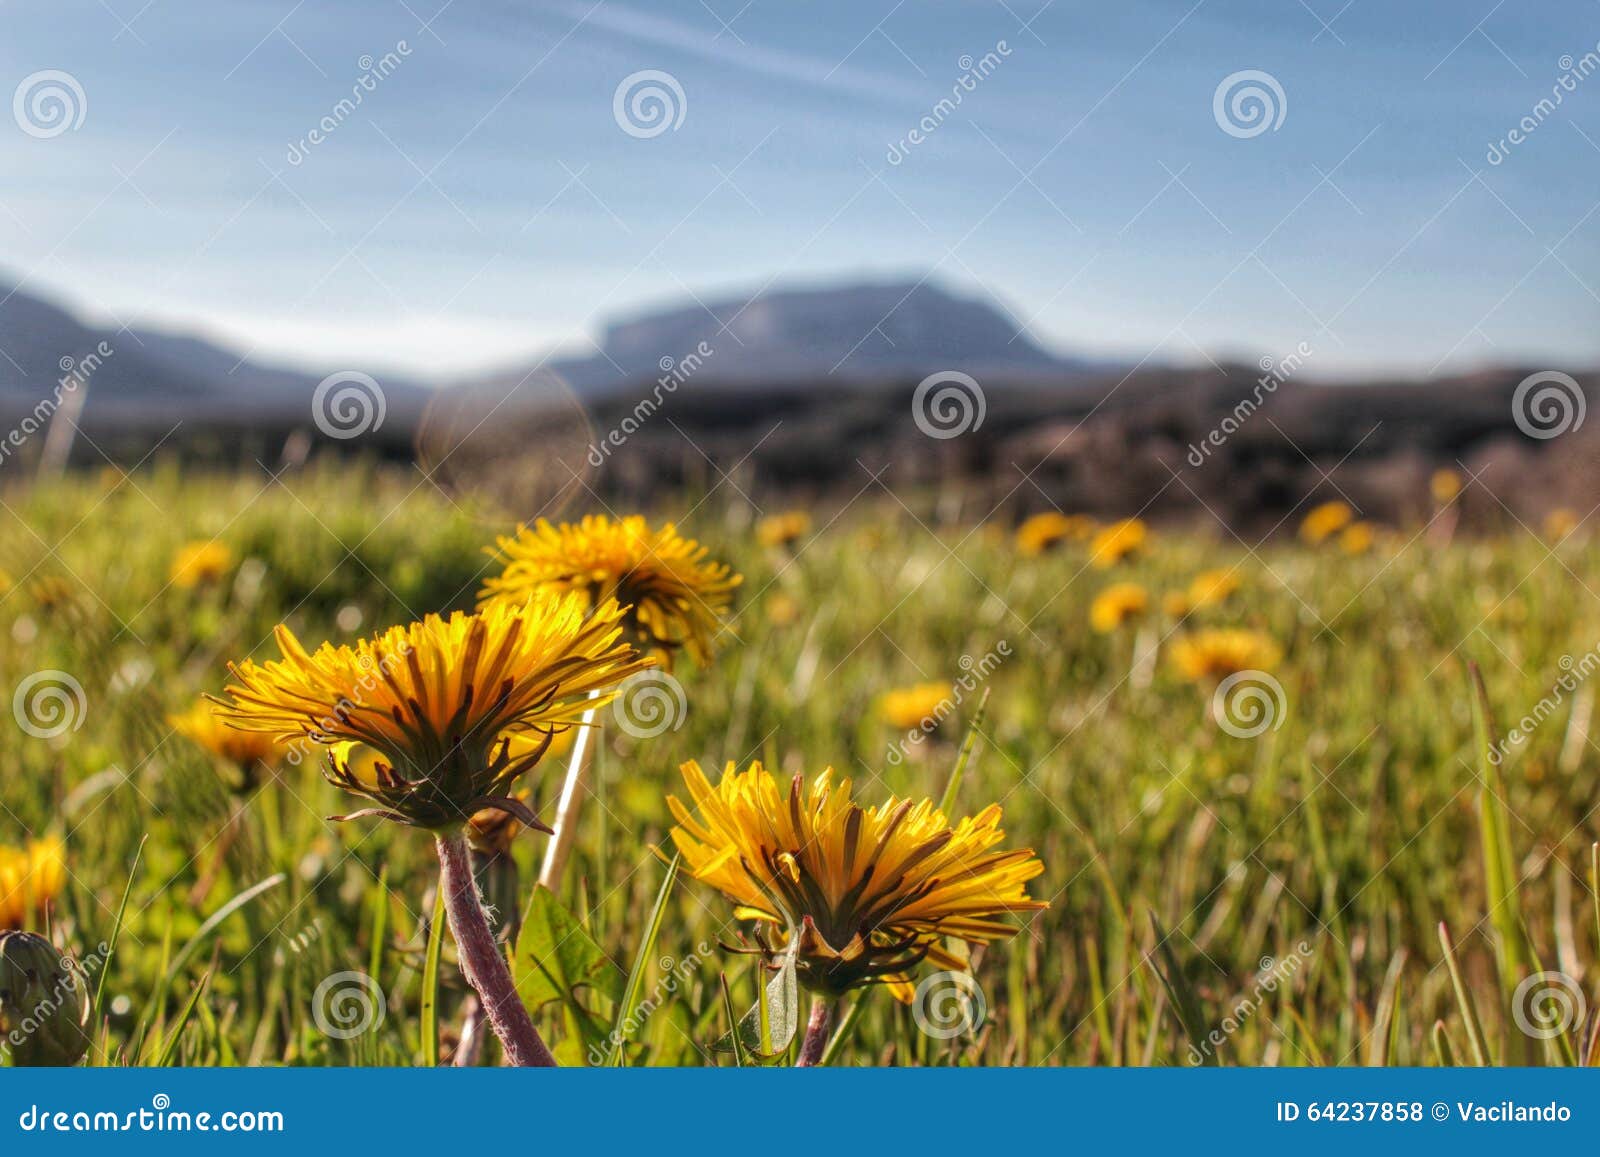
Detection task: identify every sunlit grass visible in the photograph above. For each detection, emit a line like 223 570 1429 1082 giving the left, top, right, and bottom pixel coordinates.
1 462 1596 1066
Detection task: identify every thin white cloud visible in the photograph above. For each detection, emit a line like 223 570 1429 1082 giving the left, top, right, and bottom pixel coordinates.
551 0 929 107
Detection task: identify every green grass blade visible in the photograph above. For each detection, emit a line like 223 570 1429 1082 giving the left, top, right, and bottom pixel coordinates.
154 972 212 1067
606 852 681 1066
818 991 865 1067
939 687 990 814
1438 922 1491 1066
1432 1020 1458 1066
1145 913 1215 1065
368 863 390 987
92 835 145 1041
419 878 446 1067
165 873 286 985
718 974 746 1068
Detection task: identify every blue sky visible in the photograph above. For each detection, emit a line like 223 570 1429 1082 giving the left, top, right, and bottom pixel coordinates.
2 0 1598 377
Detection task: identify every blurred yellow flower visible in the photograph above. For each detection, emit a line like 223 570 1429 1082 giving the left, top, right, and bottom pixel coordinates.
1089 518 1148 568
27 576 78 614
764 592 802 627
668 760 1046 997
1430 468 1462 503
1544 508 1581 541
171 541 235 589
0 836 64 930
1299 501 1354 545
1339 522 1376 555
1187 569 1239 608
1090 582 1149 633
1162 590 1193 619
480 514 740 667
880 682 952 731
171 701 287 791
1170 629 1282 682
756 511 812 549
214 594 649 830
1015 512 1096 556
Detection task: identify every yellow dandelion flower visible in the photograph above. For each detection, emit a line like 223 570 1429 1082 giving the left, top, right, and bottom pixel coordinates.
1299 501 1354 545
213 594 650 830
1090 582 1149 633
879 682 952 731
1544 508 1581 541
479 515 740 667
1339 521 1376 555
1430 468 1462 503
669 760 1046 997
171 541 235 589
1170 629 1282 682
1187 569 1240 608
0 836 65 930
756 511 812 549
1015 512 1095 557
1162 590 1193 619
1089 518 1148 568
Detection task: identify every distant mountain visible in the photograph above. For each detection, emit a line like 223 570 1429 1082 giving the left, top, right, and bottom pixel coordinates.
471 279 1120 397
0 274 1118 453
0 276 431 437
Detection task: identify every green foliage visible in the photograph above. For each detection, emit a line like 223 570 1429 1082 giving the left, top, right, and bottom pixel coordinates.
512 886 622 1065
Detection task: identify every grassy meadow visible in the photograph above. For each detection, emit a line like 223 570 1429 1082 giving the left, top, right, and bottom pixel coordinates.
1 461 1596 1067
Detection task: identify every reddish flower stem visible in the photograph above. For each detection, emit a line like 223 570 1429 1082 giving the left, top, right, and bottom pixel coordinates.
435 832 556 1067
796 996 835 1067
